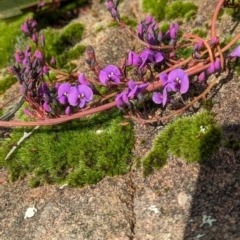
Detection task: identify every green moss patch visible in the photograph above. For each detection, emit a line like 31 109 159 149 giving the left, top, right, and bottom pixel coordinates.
142 111 222 176
0 75 17 94
108 15 137 28
43 22 85 68
0 110 134 187
142 0 198 22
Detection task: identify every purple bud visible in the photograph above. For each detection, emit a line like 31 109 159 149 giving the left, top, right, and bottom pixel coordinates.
34 50 43 60
207 62 215 74
42 65 48 74
198 71 206 82
50 57 56 65
31 33 37 43
65 106 71 115
145 15 152 24
214 58 221 71
21 23 29 33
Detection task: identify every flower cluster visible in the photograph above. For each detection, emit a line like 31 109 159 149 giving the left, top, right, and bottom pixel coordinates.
137 16 179 46
57 74 93 114
2 0 240 127
106 0 120 21
153 69 189 106
115 80 148 108
21 18 38 44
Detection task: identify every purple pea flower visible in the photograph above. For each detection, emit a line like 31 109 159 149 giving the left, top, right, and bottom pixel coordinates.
68 84 93 108
168 69 189 94
127 51 142 66
152 92 163 105
152 86 169 107
228 46 240 57
138 49 154 68
127 80 148 99
99 64 122 86
159 72 168 85
57 83 71 104
78 73 90 85
115 91 130 108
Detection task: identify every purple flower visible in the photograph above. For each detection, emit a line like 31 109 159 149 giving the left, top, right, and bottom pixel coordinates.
138 49 154 68
127 80 148 99
152 86 169 106
168 69 189 94
99 65 122 85
57 83 71 104
127 51 142 66
34 50 43 60
115 91 129 108
159 72 168 85
68 85 93 108
152 92 163 104
228 46 240 57
78 73 90 85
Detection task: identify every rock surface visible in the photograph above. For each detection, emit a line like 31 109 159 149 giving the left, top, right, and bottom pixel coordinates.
1 0 240 239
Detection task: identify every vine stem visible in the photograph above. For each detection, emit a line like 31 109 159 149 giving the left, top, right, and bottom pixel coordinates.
183 33 214 63
211 0 225 39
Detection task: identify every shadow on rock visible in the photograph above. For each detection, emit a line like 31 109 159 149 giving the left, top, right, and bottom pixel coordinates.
183 123 240 240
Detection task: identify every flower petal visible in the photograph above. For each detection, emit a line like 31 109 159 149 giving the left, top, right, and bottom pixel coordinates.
68 87 79 106
79 98 86 108
152 92 163 104
58 83 71 97
99 70 109 85
78 85 93 101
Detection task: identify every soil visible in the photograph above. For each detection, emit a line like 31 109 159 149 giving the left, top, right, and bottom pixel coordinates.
0 0 240 239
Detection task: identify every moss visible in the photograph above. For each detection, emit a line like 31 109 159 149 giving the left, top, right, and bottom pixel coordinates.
165 1 198 20
159 23 170 33
225 6 240 19
0 109 134 188
108 15 137 28
0 13 32 68
56 45 86 69
192 29 207 38
177 45 192 59
95 26 104 33
142 111 222 176
0 75 17 94
142 0 168 22
142 0 198 22
43 22 85 68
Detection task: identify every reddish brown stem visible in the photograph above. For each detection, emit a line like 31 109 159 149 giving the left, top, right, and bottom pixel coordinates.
211 0 225 39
